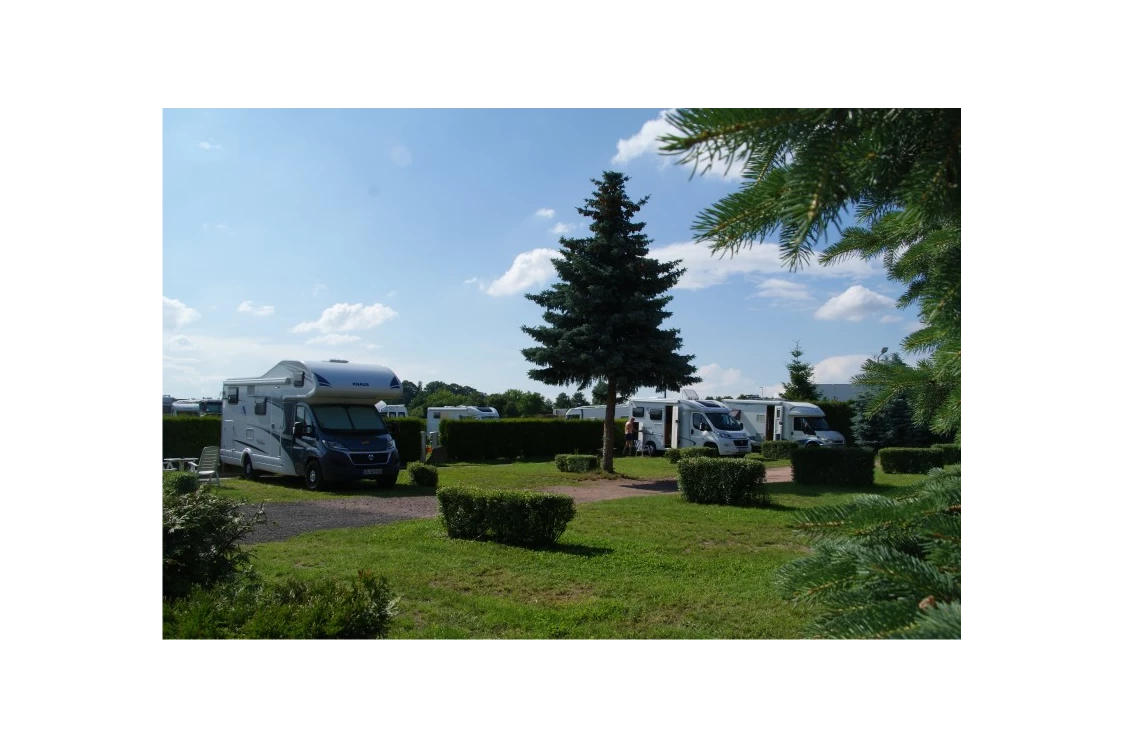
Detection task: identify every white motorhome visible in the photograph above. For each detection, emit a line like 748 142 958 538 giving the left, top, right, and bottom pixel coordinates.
565 405 607 420
170 398 223 417
220 359 403 490
426 405 499 438
623 391 754 456
720 399 846 448
377 403 408 418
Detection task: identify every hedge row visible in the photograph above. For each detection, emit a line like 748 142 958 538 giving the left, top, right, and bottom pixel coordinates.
879 447 946 474
761 440 797 459
932 443 961 465
436 487 576 546
439 418 626 461
387 418 425 464
555 454 598 473
665 446 713 464
791 447 875 487
676 457 769 507
163 416 222 459
813 400 855 445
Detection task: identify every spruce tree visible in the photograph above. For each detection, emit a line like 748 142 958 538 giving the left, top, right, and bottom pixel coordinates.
660 109 960 440
522 171 699 471
779 341 820 401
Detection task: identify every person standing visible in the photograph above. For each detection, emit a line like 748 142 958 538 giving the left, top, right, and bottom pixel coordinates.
624 416 638 456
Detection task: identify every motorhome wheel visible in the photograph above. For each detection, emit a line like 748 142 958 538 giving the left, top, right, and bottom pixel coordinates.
304 459 323 491
242 457 258 480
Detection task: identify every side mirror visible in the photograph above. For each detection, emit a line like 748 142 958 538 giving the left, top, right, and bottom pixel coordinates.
698 423 709 432
294 421 305 439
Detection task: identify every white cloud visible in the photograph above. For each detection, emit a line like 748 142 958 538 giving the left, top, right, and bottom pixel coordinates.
649 241 784 290
292 302 399 334
814 354 873 383
237 300 275 316
753 278 814 302
879 314 903 323
199 140 221 150
305 334 361 345
163 296 201 329
815 285 897 322
481 248 561 297
694 363 747 396
311 283 326 297
550 222 576 235
612 110 742 181
612 109 676 166
390 145 412 167
535 208 555 219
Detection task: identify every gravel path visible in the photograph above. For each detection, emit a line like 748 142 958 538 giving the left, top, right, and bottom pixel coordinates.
240 466 792 543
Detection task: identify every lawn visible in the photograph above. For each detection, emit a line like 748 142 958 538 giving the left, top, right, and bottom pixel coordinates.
227 459 923 638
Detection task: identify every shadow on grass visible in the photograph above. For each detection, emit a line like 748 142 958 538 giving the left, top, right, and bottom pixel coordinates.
235 474 436 498
544 543 614 558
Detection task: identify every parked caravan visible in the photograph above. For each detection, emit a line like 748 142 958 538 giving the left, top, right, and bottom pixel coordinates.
623 391 754 456
720 399 846 448
377 403 408 418
565 405 607 420
163 395 176 415
220 359 403 490
426 405 499 440
170 398 223 417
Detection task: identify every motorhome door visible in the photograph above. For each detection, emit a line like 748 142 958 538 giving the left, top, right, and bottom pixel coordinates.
774 405 784 441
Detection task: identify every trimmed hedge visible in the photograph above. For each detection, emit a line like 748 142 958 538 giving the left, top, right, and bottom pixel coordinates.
163 416 222 460
813 400 855 445
666 446 714 464
676 457 769 507
879 447 946 474
932 443 961 465
761 440 797 459
791 447 875 487
555 454 598 473
163 470 200 496
439 418 626 461
387 418 425 464
406 462 439 487
436 487 576 546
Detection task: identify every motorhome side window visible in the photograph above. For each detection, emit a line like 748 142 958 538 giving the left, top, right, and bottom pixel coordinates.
692 413 706 429
632 407 644 418
254 398 267 416
226 386 238 404
296 404 310 426
647 408 662 421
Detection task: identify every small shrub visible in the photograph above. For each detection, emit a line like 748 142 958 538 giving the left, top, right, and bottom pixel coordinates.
791 447 875 487
555 454 598 473
932 443 961 465
163 570 397 639
879 447 945 474
436 487 576 546
163 483 264 601
676 457 769 507
666 447 711 464
407 462 439 487
764 440 797 459
163 470 199 496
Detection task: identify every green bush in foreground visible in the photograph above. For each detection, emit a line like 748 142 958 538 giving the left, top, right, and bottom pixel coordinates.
163 481 265 601
879 447 945 474
407 462 439 487
676 456 768 507
163 570 398 639
761 440 797 459
437 487 576 547
555 454 598 473
776 466 961 639
791 447 875 487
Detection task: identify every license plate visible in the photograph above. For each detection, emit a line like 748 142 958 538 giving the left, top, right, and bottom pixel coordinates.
362 468 383 476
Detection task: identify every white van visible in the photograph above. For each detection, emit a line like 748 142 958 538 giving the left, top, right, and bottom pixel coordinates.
721 399 846 448
565 405 607 420
623 395 753 456
378 403 409 418
220 359 403 490
426 405 499 441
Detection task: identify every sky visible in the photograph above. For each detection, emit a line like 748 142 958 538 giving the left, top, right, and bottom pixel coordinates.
163 109 920 403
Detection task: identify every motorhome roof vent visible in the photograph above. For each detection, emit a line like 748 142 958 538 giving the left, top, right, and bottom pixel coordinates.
698 400 723 408
327 359 349 363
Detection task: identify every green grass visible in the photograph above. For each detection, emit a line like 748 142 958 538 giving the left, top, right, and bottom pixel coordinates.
234 462 923 639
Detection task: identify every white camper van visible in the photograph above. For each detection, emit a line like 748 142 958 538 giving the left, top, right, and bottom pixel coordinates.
426 406 499 439
171 398 223 417
720 399 846 448
377 403 408 418
220 359 403 490
623 392 754 456
565 405 607 420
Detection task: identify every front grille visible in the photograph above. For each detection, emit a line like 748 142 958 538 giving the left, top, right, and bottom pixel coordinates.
348 452 391 466
733 439 748 447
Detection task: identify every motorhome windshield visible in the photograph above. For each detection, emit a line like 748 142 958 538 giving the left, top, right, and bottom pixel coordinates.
708 412 743 431
312 404 389 435
795 416 832 433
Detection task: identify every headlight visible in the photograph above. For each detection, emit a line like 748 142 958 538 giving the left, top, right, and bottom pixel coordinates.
716 431 731 439
323 440 346 450
387 438 397 451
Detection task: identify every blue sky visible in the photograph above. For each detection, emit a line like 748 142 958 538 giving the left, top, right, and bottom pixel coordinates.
163 109 920 402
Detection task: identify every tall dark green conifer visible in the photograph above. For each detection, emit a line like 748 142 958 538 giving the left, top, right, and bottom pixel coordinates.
522 171 699 471
779 341 820 401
